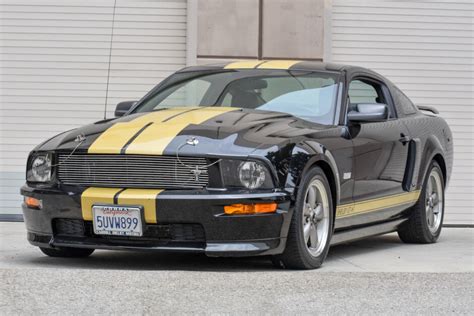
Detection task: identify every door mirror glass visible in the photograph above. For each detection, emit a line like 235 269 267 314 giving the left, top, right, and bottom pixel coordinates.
348 103 389 123
115 101 137 117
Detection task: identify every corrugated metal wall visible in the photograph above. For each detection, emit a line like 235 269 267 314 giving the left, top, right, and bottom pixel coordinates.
0 0 187 216
331 0 473 224
1 0 472 225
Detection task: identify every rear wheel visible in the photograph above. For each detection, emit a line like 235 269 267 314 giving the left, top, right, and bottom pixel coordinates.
40 247 94 258
398 161 444 243
272 167 333 269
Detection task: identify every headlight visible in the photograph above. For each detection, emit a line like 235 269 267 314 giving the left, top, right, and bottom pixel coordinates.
27 154 52 182
238 161 266 189
220 160 273 189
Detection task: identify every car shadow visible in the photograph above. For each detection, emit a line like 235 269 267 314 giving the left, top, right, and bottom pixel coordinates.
328 233 405 259
27 250 276 272
24 233 406 272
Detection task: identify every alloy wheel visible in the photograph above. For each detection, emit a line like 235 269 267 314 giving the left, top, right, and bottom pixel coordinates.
425 169 444 234
302 178 330 257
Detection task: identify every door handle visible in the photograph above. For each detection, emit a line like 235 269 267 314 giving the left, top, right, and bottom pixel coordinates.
399 133 411 145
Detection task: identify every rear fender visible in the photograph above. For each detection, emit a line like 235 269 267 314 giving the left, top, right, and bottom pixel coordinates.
416 135 445 190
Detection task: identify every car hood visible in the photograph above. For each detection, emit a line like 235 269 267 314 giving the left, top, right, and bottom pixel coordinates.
35 107 332 157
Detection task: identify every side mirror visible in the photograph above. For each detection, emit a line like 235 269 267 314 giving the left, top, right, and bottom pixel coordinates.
115 101 137 117
348 103 389 123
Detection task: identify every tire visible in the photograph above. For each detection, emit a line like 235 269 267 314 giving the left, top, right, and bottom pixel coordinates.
272 166 334 269
398 161 445 243
39 247 95 258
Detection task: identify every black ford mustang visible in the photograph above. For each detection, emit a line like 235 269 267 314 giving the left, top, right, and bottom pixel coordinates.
21 60 453 269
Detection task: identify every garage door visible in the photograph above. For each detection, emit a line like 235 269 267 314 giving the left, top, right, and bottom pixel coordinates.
0 0 187 218
330 0 473 225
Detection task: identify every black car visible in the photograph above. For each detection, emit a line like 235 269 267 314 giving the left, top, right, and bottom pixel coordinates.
21 60 453 269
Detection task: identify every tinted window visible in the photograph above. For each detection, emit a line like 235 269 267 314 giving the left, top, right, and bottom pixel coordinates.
348 78 395 118
348 79 384 104
392 86 418 115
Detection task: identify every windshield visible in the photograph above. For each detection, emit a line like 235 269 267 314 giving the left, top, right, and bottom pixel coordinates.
133 69 340 125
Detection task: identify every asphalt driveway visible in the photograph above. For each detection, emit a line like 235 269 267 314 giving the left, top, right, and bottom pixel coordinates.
1 223 473 314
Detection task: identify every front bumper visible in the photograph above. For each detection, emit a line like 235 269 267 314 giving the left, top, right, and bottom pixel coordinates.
21 185 292 257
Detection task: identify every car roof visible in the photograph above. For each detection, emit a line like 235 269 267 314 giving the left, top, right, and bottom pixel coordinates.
177 60 367 74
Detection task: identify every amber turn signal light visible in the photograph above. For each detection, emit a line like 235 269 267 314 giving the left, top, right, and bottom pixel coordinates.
224 202 277 215
24 197 42 209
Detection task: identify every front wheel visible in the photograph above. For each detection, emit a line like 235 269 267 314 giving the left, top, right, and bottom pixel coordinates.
398 161 445 243
272 167 333 269
40 247 95 258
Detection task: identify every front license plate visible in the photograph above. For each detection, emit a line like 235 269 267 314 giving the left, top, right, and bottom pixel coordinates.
92 205 143 237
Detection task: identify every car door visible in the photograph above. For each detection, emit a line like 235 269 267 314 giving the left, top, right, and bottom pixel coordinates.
343 73 412 226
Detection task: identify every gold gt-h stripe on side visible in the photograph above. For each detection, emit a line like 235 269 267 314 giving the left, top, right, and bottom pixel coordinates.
336 190 421 219
81 187 163 223
88 107 235 155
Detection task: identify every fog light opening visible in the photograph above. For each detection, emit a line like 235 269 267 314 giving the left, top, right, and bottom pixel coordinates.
24 197 42 209
224 202 277 215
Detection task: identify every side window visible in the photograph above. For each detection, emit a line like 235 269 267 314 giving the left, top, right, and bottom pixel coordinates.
348 79 385 104
348 78 395 118
392 86 418 115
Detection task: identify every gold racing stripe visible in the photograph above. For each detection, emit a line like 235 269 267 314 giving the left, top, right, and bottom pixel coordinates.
336 190 421 219
81 187 123 221
81 187 163 223
124 107 236 155
257 60 300 69
224 60 266 69
117 189 163 224
88 108 192 154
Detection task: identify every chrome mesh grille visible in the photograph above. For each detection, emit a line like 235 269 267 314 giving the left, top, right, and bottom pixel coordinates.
57 154 209 189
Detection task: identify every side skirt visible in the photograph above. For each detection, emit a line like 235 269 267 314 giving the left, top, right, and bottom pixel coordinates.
330 218 407 246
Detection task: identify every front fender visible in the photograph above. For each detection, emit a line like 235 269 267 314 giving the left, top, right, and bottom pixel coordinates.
283 141 341 205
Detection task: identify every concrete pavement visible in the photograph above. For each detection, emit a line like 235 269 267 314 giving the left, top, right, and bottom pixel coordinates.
1 222 473 314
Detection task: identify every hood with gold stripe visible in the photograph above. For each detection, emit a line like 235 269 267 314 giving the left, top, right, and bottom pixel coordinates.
35 106 331 157
88 107 236 155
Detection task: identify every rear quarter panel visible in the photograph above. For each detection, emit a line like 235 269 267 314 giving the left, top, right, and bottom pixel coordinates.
400 113 453 189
